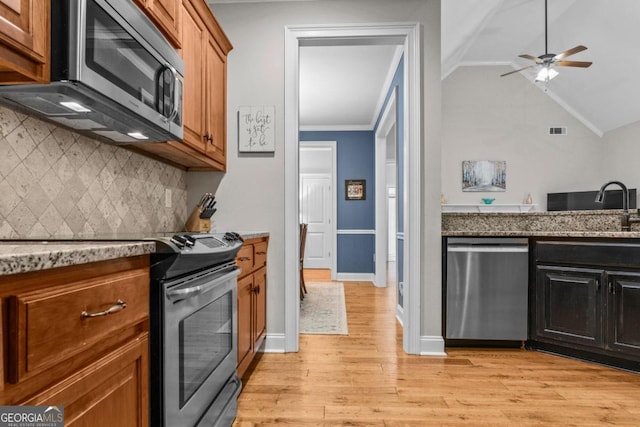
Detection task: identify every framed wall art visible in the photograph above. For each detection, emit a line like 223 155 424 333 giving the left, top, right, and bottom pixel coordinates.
238 105 275 152
345 179 366 200
462 160 506 192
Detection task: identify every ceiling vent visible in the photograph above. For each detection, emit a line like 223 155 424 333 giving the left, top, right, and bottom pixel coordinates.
549 127 567 135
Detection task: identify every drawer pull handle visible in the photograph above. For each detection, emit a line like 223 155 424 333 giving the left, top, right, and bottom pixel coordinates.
256 251 266 255
81 300 127 318
238 257 251 261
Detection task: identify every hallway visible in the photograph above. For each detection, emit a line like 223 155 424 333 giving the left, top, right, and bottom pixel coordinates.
234 280 640 426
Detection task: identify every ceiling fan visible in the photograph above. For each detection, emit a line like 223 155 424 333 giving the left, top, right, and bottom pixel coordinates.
501 0 592 81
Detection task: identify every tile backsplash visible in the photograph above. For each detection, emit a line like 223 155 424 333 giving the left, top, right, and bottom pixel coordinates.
0 105 187 238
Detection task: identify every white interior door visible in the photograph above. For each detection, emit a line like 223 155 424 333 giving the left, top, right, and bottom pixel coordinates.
300 174 332 269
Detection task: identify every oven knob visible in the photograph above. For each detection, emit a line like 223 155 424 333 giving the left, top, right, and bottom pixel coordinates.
224 232 243 242
170 234 186 249
184 235 196 247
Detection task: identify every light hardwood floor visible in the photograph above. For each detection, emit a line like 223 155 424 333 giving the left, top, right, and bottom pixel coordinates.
234 273 640 426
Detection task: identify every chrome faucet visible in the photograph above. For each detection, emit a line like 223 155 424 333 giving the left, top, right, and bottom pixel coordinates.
595 180 640 231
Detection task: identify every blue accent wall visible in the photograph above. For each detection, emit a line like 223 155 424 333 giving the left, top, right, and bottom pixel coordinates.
300 131 375 273
337 234 375 273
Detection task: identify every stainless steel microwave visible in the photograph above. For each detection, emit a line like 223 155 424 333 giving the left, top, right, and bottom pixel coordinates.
0 0 183 143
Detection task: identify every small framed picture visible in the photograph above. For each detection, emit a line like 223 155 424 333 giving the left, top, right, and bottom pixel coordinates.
345 179 366 200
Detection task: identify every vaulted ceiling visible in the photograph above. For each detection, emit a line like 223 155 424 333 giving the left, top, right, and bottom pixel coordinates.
443 0 640 136
210 0 640 135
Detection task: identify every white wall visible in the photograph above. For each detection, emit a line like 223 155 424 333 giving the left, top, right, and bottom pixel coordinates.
601 119 640 187
191 0 442 339
441 66 605 210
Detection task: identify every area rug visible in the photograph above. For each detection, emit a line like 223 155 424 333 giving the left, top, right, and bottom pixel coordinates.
299 282 349 335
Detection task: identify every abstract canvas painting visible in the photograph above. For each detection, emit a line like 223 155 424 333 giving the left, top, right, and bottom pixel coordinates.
462 160 506 192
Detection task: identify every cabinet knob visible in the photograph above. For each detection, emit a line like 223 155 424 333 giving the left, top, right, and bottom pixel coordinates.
204 133 213 142
254 285 260 295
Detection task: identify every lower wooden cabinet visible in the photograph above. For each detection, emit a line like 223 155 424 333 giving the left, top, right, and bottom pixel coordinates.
0 255 150 426
535 265 604 348
236 236 269 379
23 334 149 427
533 240 640 363
606 272 640 357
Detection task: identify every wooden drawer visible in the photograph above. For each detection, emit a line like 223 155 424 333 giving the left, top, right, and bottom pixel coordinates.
236 244 254 275
22 334 149 426
254 241 267 269
7 269 149 384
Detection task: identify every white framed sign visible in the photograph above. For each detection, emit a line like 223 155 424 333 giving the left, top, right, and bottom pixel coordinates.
238 105 275 152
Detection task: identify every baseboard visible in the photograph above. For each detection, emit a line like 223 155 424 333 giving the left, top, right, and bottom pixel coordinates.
262 333 286 353
419 335 447 356
396 304 404 326
336 273 375 282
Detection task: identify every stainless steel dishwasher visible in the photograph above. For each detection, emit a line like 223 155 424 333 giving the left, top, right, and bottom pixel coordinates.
446 237 529 340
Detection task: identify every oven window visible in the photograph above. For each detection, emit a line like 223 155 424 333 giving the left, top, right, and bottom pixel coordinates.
85 0 162 110
179 292 232 407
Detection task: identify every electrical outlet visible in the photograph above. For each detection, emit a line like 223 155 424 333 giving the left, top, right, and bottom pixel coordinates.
165 189 172 208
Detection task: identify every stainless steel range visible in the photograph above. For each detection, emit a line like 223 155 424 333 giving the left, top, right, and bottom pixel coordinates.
149 232 244 427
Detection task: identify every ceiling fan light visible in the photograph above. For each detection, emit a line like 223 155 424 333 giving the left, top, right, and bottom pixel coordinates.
535 67 559 82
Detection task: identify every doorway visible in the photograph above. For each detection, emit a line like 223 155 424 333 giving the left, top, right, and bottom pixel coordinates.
299 141 337 277
375 87 398 289
284 23 422 354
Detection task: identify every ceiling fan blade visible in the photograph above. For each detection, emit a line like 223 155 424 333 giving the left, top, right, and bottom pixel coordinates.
556 60 592 68
518 54 543 64
500 65 535 77
553 45 588 61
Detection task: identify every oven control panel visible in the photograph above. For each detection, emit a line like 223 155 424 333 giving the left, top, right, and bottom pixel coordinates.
156 232 243 253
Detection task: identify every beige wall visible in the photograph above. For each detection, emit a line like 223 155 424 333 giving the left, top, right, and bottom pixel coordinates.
441 65 605 210
601 119 640 187
0 105 187 238
195 0 442 339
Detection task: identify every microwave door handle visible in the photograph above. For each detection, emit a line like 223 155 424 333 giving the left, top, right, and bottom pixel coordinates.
166 64 180 123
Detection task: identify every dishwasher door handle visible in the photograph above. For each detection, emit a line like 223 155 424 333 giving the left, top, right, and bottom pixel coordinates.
447 245 529 253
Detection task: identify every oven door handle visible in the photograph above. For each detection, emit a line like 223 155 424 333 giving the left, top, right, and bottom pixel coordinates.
166 270 239 302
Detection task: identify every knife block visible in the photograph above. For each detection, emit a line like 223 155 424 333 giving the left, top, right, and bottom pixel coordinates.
185 206 211 233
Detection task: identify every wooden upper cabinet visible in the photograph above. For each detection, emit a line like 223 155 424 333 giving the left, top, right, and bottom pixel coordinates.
180 0 232 171
0 0 50 83
181 0 207 153
134 0 232 171
205 34 227 165
134 0 181 48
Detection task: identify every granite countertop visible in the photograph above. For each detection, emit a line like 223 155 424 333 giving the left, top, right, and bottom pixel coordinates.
442 209 640 238
240 231 270 240
0 241 156 276
0 231 271 276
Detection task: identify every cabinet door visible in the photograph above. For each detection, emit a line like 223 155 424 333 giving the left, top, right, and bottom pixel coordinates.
237 274 253 370
23 335 149 427
180 0 206 152
204 34 226 166
535 265 604 349
253 267 267 347
606 272 640 357
0 0 49 83
146 0 181 48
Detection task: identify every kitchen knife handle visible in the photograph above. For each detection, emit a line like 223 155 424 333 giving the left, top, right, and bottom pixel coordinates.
81 300 127 319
